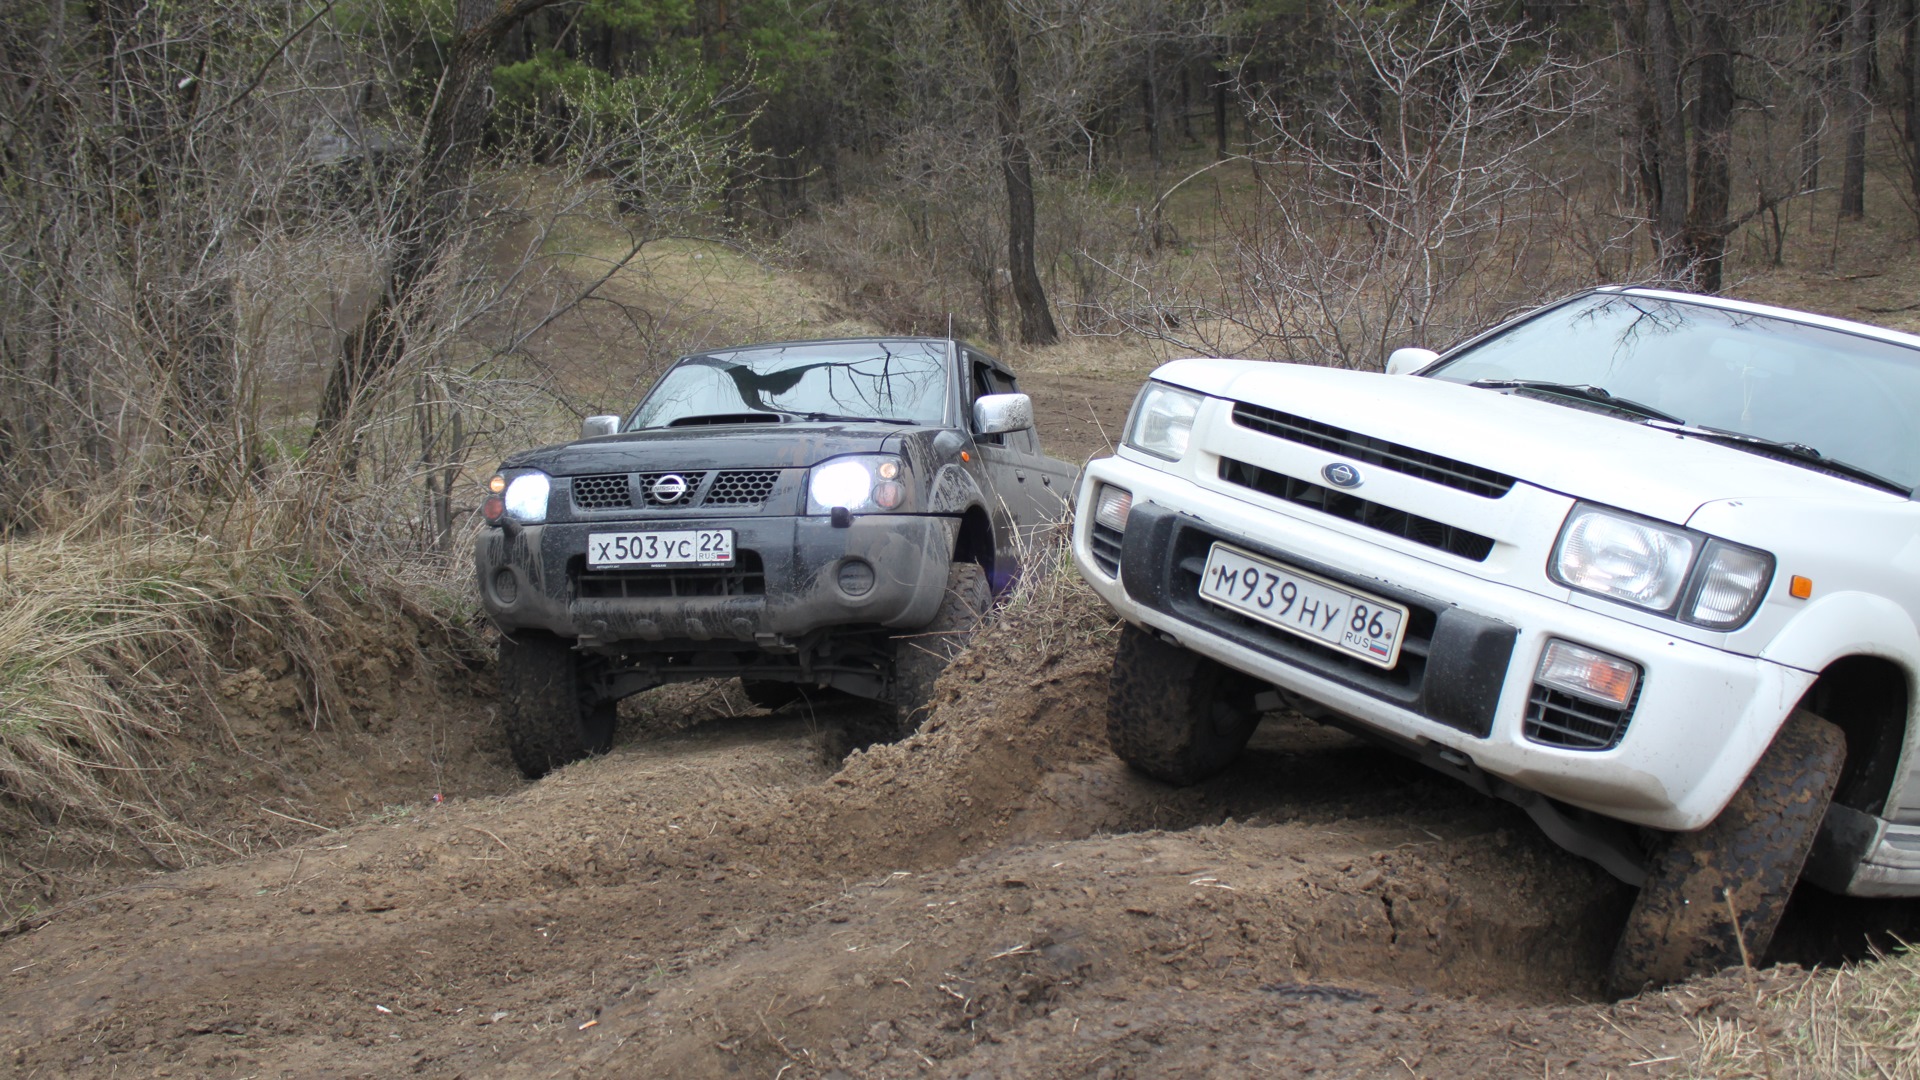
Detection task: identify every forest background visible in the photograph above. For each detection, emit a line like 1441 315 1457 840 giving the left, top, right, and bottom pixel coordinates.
4 0 1920 1056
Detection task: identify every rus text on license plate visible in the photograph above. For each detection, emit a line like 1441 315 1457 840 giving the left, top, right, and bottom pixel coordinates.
1198 543 1407 668
587 529 734 568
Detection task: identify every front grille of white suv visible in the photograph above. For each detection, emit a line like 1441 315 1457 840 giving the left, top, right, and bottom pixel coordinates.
1231 402 1516 498
1219 458 1495 561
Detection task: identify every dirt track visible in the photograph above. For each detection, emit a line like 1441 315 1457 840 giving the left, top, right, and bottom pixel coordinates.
1 580 1796 1079
0 369 1897 1077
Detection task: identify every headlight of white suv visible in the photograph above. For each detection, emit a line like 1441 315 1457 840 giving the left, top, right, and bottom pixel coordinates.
1125 382 1204 460
1550 503 1772 629
501 472 552 524
807 455 907 514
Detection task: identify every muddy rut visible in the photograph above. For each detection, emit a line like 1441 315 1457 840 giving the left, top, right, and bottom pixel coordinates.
0 588 1820 1077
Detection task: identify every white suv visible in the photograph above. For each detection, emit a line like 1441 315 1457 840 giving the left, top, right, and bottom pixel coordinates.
1072 287 1920 995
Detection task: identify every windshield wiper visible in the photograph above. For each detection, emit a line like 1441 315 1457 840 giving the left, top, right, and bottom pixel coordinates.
793 411 913 424
1641 420 1913 496
1470 379 1683 423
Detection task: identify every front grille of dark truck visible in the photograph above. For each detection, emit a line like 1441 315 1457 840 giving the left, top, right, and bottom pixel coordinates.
703 470 779 506
1230 402 1517 499
637 470 709 507
575 551 767 598
572 473 633 510
1219 457 1495 562
570 470 781 512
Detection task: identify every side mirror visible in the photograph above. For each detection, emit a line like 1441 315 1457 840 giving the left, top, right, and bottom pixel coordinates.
580 415 621 439
1385 347 1440 376
973 393 1034 435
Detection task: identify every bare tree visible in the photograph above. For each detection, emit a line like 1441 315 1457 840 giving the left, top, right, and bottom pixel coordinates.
959 0 1060 346
1139 0 1592 367
310 0 566 456
1898 0 1920 227
0 0 343 518
1841 0 1876 217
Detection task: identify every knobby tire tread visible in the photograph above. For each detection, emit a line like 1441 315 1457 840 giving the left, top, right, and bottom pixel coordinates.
1607 709 1845 997
1106 623 1261 786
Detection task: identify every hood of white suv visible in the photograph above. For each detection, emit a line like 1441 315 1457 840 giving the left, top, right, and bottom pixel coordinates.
1153 358 1902 526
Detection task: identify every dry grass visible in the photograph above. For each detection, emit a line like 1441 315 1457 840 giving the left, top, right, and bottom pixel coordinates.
0 505 475 920
982 521 1121 664
1679 948 1920 1078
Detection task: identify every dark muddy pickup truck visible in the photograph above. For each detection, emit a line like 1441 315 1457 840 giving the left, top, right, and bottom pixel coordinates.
477 336 1075 777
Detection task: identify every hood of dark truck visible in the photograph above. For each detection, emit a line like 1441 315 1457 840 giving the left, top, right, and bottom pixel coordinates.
502 422 911 475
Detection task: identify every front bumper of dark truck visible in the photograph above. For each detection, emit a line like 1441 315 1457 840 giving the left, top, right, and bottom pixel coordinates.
476 512 960 650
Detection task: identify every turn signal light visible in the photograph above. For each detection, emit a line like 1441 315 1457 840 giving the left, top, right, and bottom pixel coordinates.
1094 485 1133 531
489 474 507 494
1537 639 1640 708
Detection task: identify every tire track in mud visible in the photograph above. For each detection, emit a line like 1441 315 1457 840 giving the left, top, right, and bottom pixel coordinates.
0 595 1667 1078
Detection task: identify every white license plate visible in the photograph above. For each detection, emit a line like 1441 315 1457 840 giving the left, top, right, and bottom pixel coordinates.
1198 543 1408 668
587 529 734 568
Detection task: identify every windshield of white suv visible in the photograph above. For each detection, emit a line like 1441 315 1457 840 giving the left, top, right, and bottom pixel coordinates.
1426 293 1920 491
628 341 951 429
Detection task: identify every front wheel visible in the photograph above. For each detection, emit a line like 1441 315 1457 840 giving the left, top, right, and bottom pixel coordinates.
1106 623 1262 785
497 631 616 780
1606 709 1845 997
885 562 992 738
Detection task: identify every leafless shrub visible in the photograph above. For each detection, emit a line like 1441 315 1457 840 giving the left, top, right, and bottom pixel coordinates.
1089 0 1604 365
0 1 766 909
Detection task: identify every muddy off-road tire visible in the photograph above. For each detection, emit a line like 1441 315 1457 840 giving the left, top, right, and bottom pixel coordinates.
885 562 992 739
740 678 803 711
498 631 616 780
1106 623 1263 785
1607 709 1845 998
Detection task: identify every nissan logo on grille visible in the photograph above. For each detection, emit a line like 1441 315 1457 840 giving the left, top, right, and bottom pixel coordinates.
1321 462 1363 489
651 474 690 503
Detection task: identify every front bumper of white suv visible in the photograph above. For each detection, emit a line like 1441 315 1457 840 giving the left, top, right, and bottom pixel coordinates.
1071 453 1817 833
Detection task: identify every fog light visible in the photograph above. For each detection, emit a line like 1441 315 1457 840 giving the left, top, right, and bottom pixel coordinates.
491 567 519 604
1094 485 1132 531
1536 639 1639 708
838 559 876 596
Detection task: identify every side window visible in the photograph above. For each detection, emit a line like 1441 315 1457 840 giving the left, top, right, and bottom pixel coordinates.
969 356 1036 452
969 356 1011 445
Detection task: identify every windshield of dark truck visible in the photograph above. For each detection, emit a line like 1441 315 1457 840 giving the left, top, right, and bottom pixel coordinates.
1425 293 1920 491
628 341 951 429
